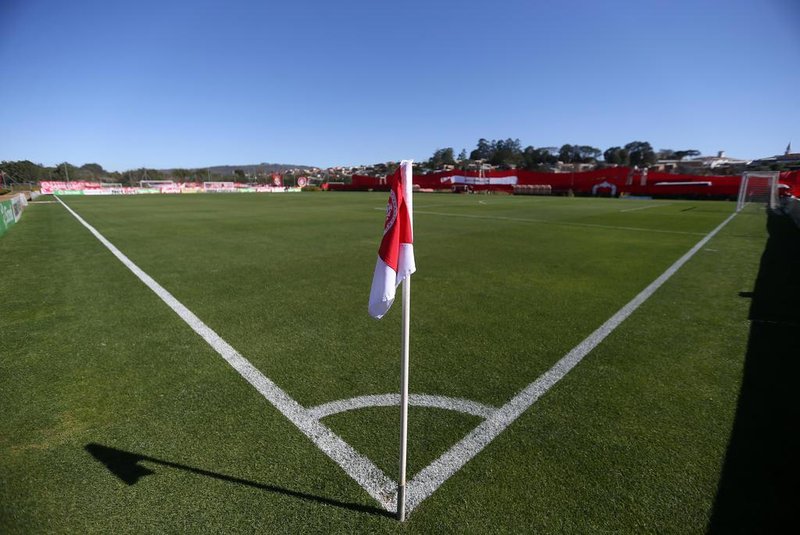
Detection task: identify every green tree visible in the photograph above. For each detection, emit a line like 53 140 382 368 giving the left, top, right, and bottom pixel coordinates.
558 144 599 164
656 149 700 161
80 163 106 178
0 160 48 182
469 138 494 161
558 144 578 163
428 148 456 169
624 141 656 167
521 147 558 170
577 145 601 163
673 149 701 160
603 146 629 165
172 169 191 181
53 162 81 181
490 138 523 168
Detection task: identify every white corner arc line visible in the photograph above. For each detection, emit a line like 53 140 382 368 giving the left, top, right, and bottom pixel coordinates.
308 394 497 420
402 210 739 514
55 197 398 511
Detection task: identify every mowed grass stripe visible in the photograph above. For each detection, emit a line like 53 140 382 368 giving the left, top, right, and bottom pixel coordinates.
0 200 402 533
55 196 398 511
1 193 761 532
412 208 707 236
54 194 736 494
402 211 738 514
54 194 728 409
409 211 766 532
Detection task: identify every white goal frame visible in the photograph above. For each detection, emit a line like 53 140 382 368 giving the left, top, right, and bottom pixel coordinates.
140 180 176 188
736 171 779 212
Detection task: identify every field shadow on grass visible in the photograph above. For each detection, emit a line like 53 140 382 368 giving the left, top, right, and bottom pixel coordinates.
708 211 800 533
84 443 390 518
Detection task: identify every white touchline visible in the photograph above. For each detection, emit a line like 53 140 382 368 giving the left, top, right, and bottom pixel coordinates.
401 210 738 513
619 203 669 213
55 197 398 511
59 195 737 518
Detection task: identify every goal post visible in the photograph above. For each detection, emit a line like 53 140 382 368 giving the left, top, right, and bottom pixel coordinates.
737 172 779 212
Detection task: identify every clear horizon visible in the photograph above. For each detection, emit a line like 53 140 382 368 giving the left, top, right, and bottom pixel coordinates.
1 0 798 171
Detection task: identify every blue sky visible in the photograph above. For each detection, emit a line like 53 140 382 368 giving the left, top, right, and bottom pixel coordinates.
1 0 798 170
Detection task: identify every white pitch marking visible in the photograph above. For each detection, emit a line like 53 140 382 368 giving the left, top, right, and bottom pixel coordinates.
408 209 707 236
401 210 739 514
59 194 738 518
308 394 497 420
619 203 668 213
55 197 398 511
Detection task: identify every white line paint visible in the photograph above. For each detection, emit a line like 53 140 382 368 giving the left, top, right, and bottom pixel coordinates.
60 195 738 518
394 208 707 236
308 394 497 420
55 197 398 511
401 210 739 514
619 203 668 213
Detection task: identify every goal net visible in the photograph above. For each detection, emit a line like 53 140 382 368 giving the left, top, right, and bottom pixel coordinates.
736 172 779 212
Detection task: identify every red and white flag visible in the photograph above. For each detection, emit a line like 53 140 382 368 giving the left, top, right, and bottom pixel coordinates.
368 161 415 319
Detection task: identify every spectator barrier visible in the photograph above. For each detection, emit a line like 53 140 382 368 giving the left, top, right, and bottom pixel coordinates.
334 167 800 200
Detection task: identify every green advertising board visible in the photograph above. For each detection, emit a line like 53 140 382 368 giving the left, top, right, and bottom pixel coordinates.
54 190 85 195
0 199 15 238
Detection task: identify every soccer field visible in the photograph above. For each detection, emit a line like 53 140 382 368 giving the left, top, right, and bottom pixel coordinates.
0 193 772 532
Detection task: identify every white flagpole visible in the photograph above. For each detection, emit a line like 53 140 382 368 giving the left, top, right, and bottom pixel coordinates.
398 160 413 522
398 272 410 521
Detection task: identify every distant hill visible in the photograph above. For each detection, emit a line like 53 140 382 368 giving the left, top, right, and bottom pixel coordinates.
161 163 318 175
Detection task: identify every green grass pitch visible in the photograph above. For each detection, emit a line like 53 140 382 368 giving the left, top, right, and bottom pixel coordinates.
0 193 771 532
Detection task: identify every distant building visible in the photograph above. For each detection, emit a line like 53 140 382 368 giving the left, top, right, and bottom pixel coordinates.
748 143 800 170
653 150 750 174
555 162 597 173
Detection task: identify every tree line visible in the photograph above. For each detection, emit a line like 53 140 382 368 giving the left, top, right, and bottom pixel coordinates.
426 139 702 171
5 139 780 187
0 161 284 186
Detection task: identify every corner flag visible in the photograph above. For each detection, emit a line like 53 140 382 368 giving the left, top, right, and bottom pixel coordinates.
367 160 415 521
368 161 415 319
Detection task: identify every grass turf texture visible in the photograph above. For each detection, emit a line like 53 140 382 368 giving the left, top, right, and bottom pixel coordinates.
0 193 777 532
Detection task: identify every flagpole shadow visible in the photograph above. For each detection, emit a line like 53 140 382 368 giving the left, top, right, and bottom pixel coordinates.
707 210 800 533
84 443 391 518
